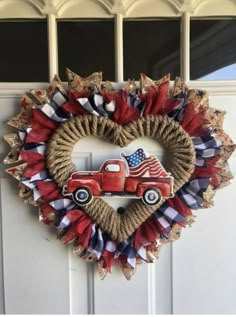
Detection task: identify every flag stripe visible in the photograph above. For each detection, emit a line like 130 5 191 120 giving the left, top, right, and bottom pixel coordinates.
129 156 168 177
129 165 151 177
129 158 152 174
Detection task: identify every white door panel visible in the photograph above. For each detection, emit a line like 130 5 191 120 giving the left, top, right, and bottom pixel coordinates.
173 95 236 314
68 249 94 314
1 177 70 314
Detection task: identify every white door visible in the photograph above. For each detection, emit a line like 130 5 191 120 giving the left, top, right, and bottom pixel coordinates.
1 0 236 314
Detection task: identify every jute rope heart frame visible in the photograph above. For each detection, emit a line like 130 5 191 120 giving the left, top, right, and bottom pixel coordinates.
47 114 196 242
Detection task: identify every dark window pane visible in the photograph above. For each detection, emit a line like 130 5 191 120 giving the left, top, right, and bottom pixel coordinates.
124 20 180 80
58 20 115 81
0 20 48 82
190 19 236 80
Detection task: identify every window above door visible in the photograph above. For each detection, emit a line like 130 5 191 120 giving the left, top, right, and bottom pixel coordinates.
0 20 48 82
0 0 236 86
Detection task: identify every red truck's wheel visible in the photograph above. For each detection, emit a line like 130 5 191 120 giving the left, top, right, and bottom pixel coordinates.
72 187 92 205
142 188 161 206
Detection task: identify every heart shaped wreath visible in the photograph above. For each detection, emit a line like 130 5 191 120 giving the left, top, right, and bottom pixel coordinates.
4 69 235 279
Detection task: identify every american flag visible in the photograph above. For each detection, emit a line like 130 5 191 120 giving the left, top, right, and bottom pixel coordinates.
122 148 169 178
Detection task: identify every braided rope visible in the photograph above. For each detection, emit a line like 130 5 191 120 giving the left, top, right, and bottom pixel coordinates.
46 115 196 242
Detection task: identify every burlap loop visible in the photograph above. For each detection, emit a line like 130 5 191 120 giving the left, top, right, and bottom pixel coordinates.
46 114 195 242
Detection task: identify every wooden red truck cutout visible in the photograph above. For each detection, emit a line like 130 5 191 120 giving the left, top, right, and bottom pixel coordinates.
63 149 174 206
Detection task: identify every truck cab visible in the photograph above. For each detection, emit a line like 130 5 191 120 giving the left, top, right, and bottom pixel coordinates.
101 160 126 192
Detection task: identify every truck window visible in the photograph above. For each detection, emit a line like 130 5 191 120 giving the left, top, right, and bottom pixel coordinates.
104 164 120 172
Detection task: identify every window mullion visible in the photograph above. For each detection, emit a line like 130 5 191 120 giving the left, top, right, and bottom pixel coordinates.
47 13 58 82
114 13 124 82
181 12 190 82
